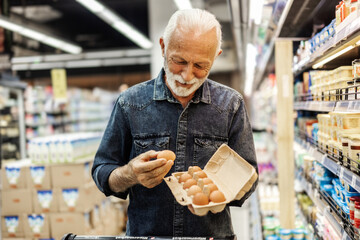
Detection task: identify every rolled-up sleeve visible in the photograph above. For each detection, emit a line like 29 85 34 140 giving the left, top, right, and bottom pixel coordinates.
228 97 258 207
92 97 131 199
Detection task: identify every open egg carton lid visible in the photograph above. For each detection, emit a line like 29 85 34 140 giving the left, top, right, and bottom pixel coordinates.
164 144 258 216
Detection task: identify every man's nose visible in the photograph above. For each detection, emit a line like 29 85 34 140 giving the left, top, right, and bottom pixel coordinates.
181 64 195 82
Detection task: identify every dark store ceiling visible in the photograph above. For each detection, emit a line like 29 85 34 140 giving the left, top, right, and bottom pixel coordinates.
7 0 149 54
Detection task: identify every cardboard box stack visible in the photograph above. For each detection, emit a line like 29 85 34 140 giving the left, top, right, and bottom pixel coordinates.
2 158 128 240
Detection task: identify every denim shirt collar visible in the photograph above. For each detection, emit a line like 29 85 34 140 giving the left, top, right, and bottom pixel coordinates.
153 68 211 104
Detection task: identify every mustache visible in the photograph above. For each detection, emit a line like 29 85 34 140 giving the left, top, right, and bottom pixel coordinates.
172 74 198 85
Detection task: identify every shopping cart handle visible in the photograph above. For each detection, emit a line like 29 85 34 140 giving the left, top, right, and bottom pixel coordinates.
62 233 76 240
62 234 235 240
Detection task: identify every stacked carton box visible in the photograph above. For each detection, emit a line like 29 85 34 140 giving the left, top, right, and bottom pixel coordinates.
2 158 127 240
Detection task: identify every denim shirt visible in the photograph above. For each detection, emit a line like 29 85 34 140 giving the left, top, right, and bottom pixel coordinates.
92 69 258 237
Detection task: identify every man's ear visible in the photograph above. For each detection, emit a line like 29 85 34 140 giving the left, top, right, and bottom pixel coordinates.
160 37 165 57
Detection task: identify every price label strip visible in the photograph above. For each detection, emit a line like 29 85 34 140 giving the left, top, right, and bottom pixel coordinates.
352 175 357 189
348 101 354 111
340 167 344 180
321 154 326 165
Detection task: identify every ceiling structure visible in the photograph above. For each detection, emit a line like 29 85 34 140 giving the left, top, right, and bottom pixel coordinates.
4 0 239 80
8 0 149 53
0 0 342 92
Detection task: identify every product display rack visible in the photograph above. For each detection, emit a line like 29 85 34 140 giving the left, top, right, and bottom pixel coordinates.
295 145 356 240
295 190 321 239
293 11 360 76
287 4 360 239
0 80 27 164
24 87 115 141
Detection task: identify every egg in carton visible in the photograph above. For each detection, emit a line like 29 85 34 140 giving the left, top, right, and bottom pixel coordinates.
164 144 258 216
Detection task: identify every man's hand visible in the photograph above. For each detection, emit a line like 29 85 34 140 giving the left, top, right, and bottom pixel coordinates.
129 150 174 188
109 150 174 193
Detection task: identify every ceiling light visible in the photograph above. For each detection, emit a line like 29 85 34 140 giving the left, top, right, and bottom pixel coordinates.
250 0 265 25
76 0 153 49
312 45 354 69
113 21 153 49
0 15 82 54
173 0 192 10
76 0 104 12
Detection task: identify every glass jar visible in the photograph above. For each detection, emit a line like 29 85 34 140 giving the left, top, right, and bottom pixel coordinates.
355 202 360 229
336 4 341 26
349 134 360 174
355 78 360 99
342 135 350 167
350 0 359 13
347 80 356 100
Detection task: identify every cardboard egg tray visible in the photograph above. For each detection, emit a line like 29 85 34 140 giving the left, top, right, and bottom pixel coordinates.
164 144 258 216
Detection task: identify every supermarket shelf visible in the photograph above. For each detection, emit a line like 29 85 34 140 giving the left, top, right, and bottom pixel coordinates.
293 12 360 74
296 201 318 240
294 100 360 112
297 170 354 240
295 139 360 198
294 101 336 112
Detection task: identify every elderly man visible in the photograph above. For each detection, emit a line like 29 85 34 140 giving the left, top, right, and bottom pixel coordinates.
92 8 258 238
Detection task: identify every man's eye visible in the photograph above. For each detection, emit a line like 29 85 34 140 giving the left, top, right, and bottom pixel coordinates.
195 64 204 69
176 60 186 65
173 58 186 64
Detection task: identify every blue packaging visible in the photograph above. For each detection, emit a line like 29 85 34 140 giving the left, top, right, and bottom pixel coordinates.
343 191 360 206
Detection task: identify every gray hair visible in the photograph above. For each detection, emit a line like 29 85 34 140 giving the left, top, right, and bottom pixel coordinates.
163 8 222 56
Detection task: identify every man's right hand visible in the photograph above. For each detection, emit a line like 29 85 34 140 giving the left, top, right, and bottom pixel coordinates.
129 150 174 188
109 150 174 192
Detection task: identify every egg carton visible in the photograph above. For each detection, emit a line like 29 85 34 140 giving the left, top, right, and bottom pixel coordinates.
164 144 258 216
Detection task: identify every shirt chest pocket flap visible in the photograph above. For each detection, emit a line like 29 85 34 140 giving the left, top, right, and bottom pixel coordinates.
134 135 170 155
193 136 228 168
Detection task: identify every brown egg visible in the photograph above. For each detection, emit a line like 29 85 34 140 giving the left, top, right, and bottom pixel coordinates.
158 150 176 161
209 190 226 203
187 185 202 196
207 183 218 193
183 178 197 189
193 192 209 205
179 173 192 183
202 178 213 185
188 166 202 177
195 171 207 179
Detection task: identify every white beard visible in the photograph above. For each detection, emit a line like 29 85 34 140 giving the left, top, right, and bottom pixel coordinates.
164 60 207 97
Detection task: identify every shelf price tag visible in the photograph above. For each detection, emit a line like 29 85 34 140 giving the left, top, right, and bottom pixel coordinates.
348 101 354 111
51 69 68 102
355 101 360 111
352 175 357 188
321 154 326 165
342 231 348 240
309 146 315 156
340 167 344 180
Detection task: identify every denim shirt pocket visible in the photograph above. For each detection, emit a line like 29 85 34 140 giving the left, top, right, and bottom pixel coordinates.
133 134 170 156
193 135 228 168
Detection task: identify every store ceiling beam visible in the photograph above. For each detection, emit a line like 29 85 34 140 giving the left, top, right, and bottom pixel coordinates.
75 0 152 49
11 48 151 71
0 15 82 54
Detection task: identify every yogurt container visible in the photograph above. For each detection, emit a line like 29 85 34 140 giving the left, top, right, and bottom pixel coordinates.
279 229 292 240
292 228 305 239
344 190 360 206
